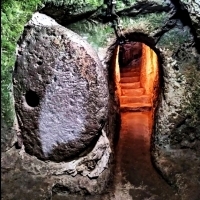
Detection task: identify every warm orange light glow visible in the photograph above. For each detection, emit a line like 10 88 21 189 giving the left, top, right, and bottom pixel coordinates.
112 43 164 192
112 42 159 118
113 45 121 97
140 43 159 100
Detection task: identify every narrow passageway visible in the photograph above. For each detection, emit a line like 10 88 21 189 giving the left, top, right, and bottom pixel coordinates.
119 42 151 112
111 41 180 199
120 64 151 112
114 111 179 199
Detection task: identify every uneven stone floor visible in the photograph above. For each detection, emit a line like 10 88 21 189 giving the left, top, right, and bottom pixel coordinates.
109 112 180 200
53 111 180 200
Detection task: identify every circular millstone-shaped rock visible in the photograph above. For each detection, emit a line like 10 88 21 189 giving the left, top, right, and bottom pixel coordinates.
13 13 108 161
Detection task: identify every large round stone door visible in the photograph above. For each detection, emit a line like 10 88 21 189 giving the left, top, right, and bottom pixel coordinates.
13 13 109 162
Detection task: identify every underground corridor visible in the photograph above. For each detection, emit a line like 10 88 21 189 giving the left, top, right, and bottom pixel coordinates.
111 41 180 199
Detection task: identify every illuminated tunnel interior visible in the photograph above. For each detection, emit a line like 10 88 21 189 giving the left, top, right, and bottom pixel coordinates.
113 41 160 114
110 41 175 198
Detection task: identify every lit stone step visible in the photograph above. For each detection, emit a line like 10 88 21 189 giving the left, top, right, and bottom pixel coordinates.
120 95 151 104
120 82 140 89
120 66 140 73
120 76 140 83
121 88 144 96
120 103 152 112
120 71 140 77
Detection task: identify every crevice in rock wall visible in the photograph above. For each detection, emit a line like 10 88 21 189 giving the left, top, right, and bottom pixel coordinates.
153 18 177 44
52 183 92 196
169 0 200 53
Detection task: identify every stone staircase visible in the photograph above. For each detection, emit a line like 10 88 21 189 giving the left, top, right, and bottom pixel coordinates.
119 66 152 112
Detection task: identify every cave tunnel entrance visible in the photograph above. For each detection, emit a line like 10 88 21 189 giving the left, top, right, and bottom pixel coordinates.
113 41 160 114
111 39 161 151
111 39 167 191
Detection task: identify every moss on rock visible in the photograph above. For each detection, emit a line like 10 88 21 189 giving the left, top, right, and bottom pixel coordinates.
121 12 168 33
1 0 43 143
157 26 192 51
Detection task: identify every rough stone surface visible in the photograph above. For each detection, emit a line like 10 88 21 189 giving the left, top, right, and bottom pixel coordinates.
151 1 200 198
1 118 15 152
1 89 19 152
180 0 200 42
2 0 200 199
1 129 112 200
47 130 111 179
13 13 109 161
118 42 142 67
